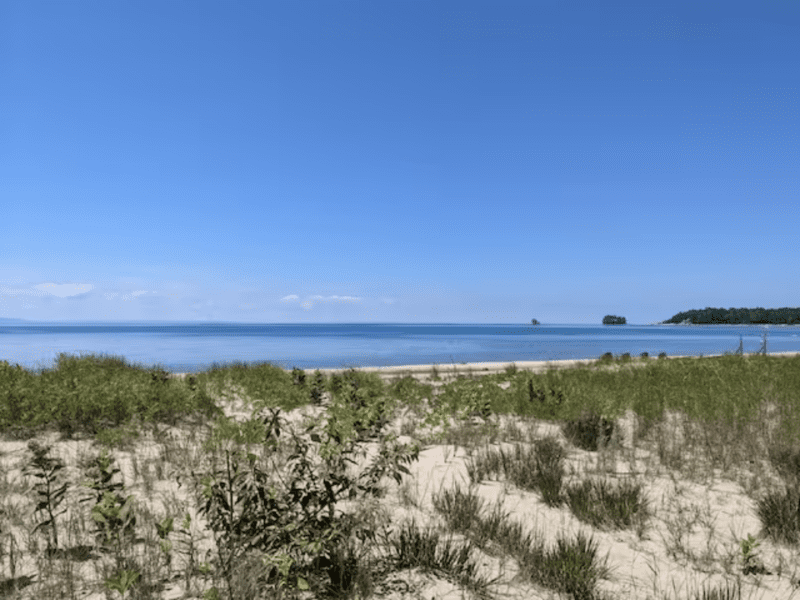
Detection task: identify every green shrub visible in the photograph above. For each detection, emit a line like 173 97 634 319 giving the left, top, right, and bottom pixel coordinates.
197 407 419 599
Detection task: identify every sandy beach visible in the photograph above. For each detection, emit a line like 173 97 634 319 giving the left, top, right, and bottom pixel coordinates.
4 350 800 598
167 351 800 383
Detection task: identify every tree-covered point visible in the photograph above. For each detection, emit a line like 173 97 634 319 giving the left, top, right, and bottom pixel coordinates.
602 315 626 325
531 318 540 325
662 307 800 325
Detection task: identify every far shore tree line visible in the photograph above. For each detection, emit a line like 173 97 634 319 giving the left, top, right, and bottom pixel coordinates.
530 307 800 326
662 307 800 325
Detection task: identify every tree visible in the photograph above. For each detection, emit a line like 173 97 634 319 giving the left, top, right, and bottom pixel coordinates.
602 315 626 325
531 319 540 325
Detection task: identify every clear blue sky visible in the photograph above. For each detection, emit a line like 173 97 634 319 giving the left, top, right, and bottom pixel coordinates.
2 1 798 324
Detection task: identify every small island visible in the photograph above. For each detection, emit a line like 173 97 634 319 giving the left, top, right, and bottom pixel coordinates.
530 319 540 325
602 315 627 325
661 307 800 325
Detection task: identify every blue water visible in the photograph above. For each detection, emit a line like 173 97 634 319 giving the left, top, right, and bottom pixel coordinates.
1 322 798 375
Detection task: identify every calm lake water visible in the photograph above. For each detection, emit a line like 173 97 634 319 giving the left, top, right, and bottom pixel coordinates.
1 322 799 375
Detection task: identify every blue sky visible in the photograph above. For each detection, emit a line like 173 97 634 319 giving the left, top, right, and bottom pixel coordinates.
1 0 798 324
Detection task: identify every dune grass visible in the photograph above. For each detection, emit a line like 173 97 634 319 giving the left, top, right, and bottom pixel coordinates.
0 350 799 598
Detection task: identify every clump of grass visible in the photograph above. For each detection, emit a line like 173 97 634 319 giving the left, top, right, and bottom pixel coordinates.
465 436 565 507
386 519 495 598
432 485 485 536
563 477 649 531
562 409 615 452
531 532 610 600
430 485 610 600
692 580 740 600
756 486 800 545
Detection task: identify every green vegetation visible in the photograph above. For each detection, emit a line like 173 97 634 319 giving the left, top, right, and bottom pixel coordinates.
1 349 800 598
530 318 540 325
602 315 626 325
0 352 220 437
662 306 800 325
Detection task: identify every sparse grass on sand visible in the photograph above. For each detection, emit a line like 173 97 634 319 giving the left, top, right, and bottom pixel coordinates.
0 349 800 599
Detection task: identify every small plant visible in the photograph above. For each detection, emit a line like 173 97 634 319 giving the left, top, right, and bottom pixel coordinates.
640 352 649 359
505 363 519 375
658 352 668 359
105 568 140 598
740 533 770 575
24 441 68 554
599 352 614 362
527 380 564 417
309 370 326 404
82 450 137 553
290 367 305 387
174 512 200 594
563 409 615 452
156 516 174 575
620 352 631 362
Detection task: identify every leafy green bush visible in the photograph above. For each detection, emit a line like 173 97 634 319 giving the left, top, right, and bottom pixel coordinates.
325 369 395 443
196 407 419 599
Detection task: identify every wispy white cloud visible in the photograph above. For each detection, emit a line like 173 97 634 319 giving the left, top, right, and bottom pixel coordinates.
292 294 362 311
33 283 94 298
280 294 300 302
